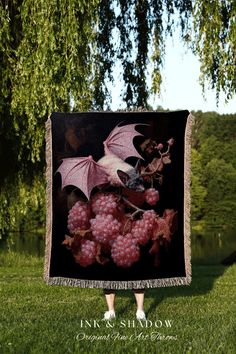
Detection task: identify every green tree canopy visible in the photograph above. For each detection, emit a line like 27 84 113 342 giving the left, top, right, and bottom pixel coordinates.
203 158 236 228
191 111 236 228
190 148 207 221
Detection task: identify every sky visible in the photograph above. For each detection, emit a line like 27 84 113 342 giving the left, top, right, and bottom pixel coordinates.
110 32 236 114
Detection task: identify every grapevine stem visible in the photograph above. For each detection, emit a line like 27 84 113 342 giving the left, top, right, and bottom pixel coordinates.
122 197 145 214
121 197 147 235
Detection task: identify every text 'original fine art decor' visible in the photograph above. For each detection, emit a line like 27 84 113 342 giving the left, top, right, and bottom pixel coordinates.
44 111 194 289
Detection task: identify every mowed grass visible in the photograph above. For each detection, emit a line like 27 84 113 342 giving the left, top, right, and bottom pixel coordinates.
0 252 236 354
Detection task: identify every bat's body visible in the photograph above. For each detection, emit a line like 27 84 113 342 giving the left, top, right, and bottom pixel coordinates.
98 154 144 192
57 123 145 199
98 154 132 186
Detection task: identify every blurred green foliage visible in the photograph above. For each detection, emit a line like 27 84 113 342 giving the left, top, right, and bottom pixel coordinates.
191 111 236 229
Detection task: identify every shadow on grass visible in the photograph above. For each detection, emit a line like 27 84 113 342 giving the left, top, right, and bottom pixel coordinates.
117 261 227 317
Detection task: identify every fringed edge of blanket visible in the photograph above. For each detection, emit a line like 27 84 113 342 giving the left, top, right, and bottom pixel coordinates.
45 276 191 289
44 116 53 284
44 112 194 289
183 112 195 285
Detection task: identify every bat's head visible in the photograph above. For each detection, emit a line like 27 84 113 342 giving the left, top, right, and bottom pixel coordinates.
117 160 145 192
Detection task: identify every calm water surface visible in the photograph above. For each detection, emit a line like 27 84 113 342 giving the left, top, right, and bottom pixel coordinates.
191 229 236 264
0 229 235 264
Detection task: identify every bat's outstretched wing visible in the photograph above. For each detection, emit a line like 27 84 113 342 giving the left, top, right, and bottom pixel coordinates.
56 156 108 200
103 123 144 160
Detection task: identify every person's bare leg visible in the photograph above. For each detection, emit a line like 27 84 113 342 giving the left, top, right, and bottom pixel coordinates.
134 291 146 320
105 293 115 311
103 292 116 320
134 292 144 311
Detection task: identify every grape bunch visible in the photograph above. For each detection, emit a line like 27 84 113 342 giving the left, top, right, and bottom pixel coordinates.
143 210 157 230
67 200 91 234
91 192 118 216
74 239 97 267
90 214 121 244
145 188 159 206
64 187 175 268
131 210 156 245
111 234 140 268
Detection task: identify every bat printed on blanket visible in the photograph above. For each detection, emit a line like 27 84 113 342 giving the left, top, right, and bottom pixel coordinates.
56 123 146 199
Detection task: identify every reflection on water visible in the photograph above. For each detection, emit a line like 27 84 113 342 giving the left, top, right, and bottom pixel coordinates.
0 232 45 258
191 229 236 264
0 229 235 264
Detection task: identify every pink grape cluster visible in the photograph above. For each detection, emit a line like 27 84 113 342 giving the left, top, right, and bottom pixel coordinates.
145 188 159 206
75 239 97 267
131 220 150 245
65 189 169 268
131 210 156 245
91 192 118 216
90 214 121 244
143 210 157 229
67 200 91 234
111 234 140 267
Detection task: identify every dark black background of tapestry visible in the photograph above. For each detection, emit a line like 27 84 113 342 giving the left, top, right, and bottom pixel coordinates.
49 111 189 281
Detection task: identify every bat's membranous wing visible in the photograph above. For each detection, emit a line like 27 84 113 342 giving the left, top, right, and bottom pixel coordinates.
104 123 144 160
56 156 108 199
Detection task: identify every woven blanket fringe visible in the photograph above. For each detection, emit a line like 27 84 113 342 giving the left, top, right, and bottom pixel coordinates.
44 111 194 289
44 117 53 286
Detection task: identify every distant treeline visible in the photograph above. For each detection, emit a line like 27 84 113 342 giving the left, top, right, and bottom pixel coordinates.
191 111 236 229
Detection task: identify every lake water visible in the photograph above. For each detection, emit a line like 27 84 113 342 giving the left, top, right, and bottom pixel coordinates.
0 229 235 265
191 229 236 264
0 232 45 258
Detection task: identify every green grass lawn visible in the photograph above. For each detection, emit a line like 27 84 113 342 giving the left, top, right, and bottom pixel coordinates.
0 252 235 354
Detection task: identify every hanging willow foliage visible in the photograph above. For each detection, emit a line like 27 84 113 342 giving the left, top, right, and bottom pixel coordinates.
1 0 99 236
11 0 99 162
193 0 236 100
0 0 235 236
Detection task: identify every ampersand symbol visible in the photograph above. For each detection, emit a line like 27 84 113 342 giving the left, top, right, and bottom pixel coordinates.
106 321 114 328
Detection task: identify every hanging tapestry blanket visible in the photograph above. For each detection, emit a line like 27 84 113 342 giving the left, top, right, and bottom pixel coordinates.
44 111 194 289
